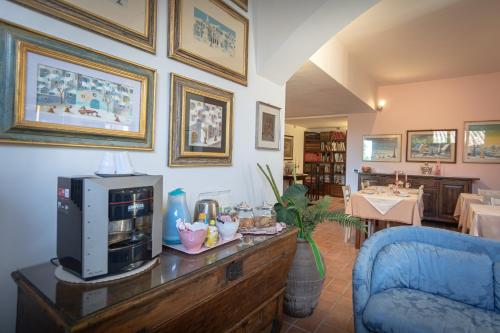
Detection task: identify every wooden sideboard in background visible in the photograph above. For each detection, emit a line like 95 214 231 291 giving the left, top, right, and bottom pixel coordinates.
358 172 479 224
12 229 297 333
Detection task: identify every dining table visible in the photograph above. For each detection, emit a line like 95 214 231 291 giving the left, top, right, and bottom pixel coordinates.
454 193 484 232
464 204 500 240
346 186 423 248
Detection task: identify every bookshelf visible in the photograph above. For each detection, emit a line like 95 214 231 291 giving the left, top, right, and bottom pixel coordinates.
303 131 347 197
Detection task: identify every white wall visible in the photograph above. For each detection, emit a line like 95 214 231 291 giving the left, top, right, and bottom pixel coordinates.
0 1 285 330
253 0 379 85
284 123 306 173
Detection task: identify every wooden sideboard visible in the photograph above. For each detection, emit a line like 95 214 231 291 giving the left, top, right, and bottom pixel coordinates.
358 173 479 224
12 229 297 333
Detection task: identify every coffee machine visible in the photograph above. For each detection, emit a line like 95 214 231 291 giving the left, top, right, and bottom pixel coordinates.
56 175 162 280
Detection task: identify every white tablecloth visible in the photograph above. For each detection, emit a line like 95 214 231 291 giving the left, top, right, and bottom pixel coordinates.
346 189 422 225
467 204 500 240
454 193 483 232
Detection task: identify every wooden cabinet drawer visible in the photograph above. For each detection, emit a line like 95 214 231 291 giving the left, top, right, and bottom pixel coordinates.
229 292 283 333
82 233 296 333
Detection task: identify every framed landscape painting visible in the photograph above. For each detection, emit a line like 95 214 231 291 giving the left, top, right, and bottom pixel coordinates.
169 74 233 167
464 121 500 163
362 134 402 162
284 135 294 160
168 0 249 85
406 129 457 163
255 102 281 151
0 20 156 150
10 0 157 53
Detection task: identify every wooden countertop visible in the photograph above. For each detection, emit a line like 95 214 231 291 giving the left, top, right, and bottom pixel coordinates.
358 172 480 181
11 229 297 326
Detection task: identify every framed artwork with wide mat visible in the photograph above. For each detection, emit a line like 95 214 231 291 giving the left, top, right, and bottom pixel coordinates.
168 0 248 85
0 20 156 150
464 120 500 163
10 0 158 53
406 129 457 163
255 102 281 151
362 134 402 162
169 73 233 167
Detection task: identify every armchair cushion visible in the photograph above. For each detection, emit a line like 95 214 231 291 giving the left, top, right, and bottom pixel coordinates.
371 242 494 310
363 288 500 333
495 262 500 312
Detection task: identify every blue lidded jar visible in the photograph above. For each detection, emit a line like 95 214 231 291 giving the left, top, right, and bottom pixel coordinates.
163 188 192 245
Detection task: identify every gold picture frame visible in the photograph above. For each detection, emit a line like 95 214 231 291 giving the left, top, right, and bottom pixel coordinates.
10 0 157 53
168 0 249 86
169 73 233 167
0 19 156 150
231 0 248 12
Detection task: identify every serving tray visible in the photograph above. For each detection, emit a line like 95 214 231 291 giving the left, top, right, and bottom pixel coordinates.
164 233 243 255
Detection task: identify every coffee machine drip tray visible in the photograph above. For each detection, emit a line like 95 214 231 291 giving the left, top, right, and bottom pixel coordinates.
55 257 159 284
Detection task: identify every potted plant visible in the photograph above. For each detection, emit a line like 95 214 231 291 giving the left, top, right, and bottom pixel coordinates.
257 163 364 317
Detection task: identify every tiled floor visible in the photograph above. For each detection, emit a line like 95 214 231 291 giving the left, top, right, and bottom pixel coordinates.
282 198 357 333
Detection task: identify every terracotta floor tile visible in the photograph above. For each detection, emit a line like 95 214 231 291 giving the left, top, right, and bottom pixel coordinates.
293 309 328 332
286 324 310 333
315 322 350 333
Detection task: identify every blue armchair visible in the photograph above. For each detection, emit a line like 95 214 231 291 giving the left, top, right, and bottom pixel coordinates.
353 226 500 333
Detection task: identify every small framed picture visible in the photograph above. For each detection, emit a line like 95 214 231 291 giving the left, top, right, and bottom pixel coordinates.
406 129 457 163
362 134 402 162
463 121 500 163
255 102 281 150
284 135 294 160
169 74 233 167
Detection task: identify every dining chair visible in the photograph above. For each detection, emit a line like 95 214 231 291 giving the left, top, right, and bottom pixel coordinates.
478 189 500 196
342 185 352 242
490 197 500 206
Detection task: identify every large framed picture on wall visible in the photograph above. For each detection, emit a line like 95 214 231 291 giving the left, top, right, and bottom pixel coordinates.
168 0 249 85
362 134 402 162
463 120 500 163
169 73 233 167
406 129 457 163
0 20 156 150
10 0 158 53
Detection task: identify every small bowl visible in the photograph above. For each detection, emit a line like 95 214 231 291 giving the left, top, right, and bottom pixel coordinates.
178 228 207 252
216 220 240 241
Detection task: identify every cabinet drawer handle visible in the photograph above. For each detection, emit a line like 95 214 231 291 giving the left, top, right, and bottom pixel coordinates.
226 260 243 281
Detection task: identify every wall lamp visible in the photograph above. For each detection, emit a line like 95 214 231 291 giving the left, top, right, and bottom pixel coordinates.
376 99 386 111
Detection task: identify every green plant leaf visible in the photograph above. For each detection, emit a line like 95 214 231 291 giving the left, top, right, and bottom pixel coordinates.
305 233 325 278
282 184 308 210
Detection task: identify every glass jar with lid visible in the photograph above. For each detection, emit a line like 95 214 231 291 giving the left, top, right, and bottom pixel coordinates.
254 202 277 228
235 202 254 229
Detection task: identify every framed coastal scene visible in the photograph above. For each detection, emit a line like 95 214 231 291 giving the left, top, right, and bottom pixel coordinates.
169 74 233 166
464 121 500 163
0 20 156 150
362 134 402 162
10 0 157 53
406 129 457 163
168 0 249 85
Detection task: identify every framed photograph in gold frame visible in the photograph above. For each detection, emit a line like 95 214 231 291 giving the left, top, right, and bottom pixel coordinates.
169 73 233 167
10 0 157 53
0 20 156 150
168 0 249 86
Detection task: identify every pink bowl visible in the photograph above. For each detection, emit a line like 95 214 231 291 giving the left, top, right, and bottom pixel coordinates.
178 229 207 252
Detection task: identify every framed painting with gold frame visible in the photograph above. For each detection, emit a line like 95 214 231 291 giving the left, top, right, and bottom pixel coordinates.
168 0 249 85
9 0 157 53
0 20 156 150
463 120 500 163
255 102 281 151
231 0 248 12
169 73 233 166
284 135 293 160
